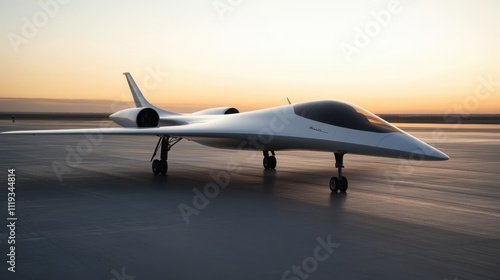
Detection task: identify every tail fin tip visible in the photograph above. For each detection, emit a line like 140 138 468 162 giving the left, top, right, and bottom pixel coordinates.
123 72 151 108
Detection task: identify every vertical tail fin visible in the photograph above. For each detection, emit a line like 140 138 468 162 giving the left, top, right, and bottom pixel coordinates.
122 72 176 115
123 72 155 108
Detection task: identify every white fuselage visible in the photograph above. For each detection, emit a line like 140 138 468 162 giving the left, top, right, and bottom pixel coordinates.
155 104 447 161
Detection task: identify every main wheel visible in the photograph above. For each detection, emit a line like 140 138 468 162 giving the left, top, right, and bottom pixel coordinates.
339 176 348 192
269 156 277 169
152 159 161 174
263 157 271 169
329 177 340 192
160 160 168 174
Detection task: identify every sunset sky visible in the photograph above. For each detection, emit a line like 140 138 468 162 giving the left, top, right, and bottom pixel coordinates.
1 0 499 113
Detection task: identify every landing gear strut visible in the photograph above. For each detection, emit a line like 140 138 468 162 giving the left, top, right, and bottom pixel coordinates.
263 151 277 169
150 136 182 175
330 152 348 193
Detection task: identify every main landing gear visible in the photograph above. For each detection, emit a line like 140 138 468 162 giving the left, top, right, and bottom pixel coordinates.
263 151 277 169
150 136 182 175
330 152 348 193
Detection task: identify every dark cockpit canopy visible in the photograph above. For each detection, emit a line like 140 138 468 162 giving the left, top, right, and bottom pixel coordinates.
293 100 400 133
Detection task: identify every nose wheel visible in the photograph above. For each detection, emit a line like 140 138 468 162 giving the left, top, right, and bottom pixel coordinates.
330 152 348 192
152 159 167 174
150 136 181 175
263 151 277 169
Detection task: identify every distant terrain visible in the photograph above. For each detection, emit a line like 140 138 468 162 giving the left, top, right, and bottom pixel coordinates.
0 112 499 124
379 114 500 124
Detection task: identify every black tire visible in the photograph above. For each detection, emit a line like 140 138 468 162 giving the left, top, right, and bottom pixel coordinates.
152 159 161 174
339 176 348 192
329 177 340 192
269 156 277 169
160 160 168 174
263 157 270 169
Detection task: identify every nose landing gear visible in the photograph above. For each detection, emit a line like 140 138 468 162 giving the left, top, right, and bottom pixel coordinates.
263 151 277 170
330 152 348 193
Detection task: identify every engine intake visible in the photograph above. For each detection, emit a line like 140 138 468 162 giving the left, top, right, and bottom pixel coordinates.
224 108 239 114
110 107 159 128
136 108 159 127
192 107 240 115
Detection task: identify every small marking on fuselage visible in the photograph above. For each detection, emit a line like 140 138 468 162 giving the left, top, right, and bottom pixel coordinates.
309 126 328 134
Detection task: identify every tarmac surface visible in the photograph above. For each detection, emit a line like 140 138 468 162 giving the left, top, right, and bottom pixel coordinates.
0 120 499 280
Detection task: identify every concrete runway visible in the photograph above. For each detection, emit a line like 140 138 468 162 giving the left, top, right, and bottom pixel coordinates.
1 120 499 280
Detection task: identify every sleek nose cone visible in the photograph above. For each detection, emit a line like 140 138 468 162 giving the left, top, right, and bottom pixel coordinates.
378 133 449 161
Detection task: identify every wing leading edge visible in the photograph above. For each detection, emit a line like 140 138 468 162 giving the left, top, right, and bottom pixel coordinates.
0 123 250 139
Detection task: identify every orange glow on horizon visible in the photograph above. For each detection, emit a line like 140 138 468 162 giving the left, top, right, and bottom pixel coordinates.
1 1 499 114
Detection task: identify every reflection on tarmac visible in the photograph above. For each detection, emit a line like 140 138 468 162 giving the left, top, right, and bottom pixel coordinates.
0 121 499 280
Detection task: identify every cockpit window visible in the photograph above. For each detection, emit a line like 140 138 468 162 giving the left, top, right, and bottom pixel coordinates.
293 100 400 133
